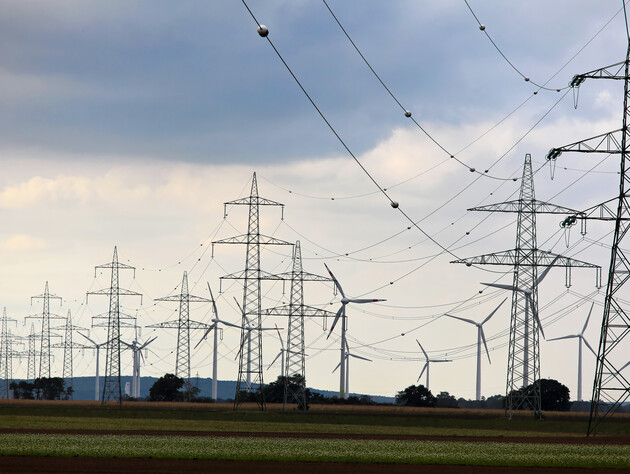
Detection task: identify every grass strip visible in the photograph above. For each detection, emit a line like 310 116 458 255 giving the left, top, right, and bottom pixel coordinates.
0 434 627 469
0 415 578 438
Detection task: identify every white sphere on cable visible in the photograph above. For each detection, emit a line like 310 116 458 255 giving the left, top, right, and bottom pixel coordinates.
391 201 399 209
257 25 269 37
479 24 486 30
404 110 412 118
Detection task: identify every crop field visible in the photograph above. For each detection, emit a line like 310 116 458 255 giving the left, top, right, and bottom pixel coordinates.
0 401 628 473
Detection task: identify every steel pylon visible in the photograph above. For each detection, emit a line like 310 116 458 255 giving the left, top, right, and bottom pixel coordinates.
453 154 599 418
27 282 63 379
262 240 335 410
88 246 142 405
0 308 17 399
149 271 212 400
51 310 87 399
213 172 292 410
546 36 630 435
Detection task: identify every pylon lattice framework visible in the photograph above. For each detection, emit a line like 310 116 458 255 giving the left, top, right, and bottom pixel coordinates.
149 271 212 399
546 36 630 435
452 154 599 418
51 310 88 398
88 246 142 405
263 240 335 410
26 282 63 379
0 308 17 399
213 172 292 410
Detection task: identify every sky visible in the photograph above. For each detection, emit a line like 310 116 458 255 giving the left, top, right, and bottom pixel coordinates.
1 0 629 401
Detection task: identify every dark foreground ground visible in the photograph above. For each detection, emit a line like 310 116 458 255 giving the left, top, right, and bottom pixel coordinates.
0 429 627 473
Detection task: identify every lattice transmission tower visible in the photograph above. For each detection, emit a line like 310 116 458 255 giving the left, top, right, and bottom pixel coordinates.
26 282 63 379
88 246 142 405
0 308 17 399
263 240 334 410
51 310 87 398
26 323 38 381
545 34 630 435
213 172 292 410
452 154 599 418
149 271 212 400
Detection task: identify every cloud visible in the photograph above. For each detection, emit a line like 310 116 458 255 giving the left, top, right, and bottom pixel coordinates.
0 234 47 251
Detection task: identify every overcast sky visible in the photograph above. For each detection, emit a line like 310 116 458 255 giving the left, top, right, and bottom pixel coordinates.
1 0 628 401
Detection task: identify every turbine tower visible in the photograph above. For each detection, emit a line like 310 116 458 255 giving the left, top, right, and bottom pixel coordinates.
416 339 451 392
149 271 212 399
88 246 142 405
548 302 596 402
545 32 630 435
212 172 292 409
195 284 225 401
121 328 156 399
452 153 599 418
28 282 63 379
325 263 385 399
262 241 335 410
445 298 506 400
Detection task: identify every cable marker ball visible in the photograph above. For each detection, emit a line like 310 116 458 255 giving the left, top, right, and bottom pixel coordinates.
479 24 486 30
524 77 530 82
404 110 412 118
257 25 269 37
391 201 399 208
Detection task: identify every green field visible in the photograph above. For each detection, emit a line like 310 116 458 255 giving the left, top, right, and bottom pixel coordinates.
0 401 628 469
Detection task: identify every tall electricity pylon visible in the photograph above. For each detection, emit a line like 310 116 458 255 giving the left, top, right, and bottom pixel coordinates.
88 246 142 405
452 154 599 418
546 35 630 435
26 323 37 381
27 282 63 379
0 308 17 399
51 310 87 398
149 271 212 400
213 172 292 410
263 241 335 410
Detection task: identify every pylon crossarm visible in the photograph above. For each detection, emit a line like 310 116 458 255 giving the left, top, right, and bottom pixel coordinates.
272 271 331 282
547 129 623 160
572 60 627 83
213 234 292 246
220 269 290 281
262 304 336 318
155 294 211 303
147 320 211 330
469 200 583 215
224 196 285 207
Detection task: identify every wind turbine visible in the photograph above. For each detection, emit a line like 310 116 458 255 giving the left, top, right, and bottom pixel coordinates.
332 334 372 397
548 302 596 401
416 339 451 392
78 332 109 401
481 256 559 340
194 283 222 400
121 329 157 399
324 263 385 399
267 324 286 378
445 298 506 401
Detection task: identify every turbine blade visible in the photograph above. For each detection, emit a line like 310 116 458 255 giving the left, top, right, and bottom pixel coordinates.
535 255 560 286
417 363 427 382
618 360 630 372
348 298 386 304
78 331 97 346
326 305 345 339
482 282 518 292
267 352 281 370
348 353 372 362
216 318 242 329
332 360 342 374
582 302 595 335
528 295 545 339
482 298 507 325
548 335 578 342
480 328 491 364
232 297 244 315
324 263 345 298
583 338 597 357
275 324 284 350
444 313 476 326
416 339 428 359
193 324 216 349
207 282 218 317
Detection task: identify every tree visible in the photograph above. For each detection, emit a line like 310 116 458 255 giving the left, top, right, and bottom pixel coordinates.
509 378 571 412
435 391 458 408
395 384 436 407
10 381 34 399
149 373 185 401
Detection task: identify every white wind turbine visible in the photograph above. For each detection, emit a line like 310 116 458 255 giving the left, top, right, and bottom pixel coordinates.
548 302 596 401
195 283 223 400
332 334 372 397
121 328 157 399
267 324 286 378
78 332 109 401
481 256 560 341
416 339 451 392
324 263 385 399
445 298 507 401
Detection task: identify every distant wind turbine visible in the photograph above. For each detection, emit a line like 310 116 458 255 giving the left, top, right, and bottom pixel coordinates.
332 334 372 397
194 283 223 400
445 298 506 401
416 339 451 392
267 324 286 378
78 332 109 401
325 263 385 399
121 328 157 399
482 255 560 340
548 302 596 401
